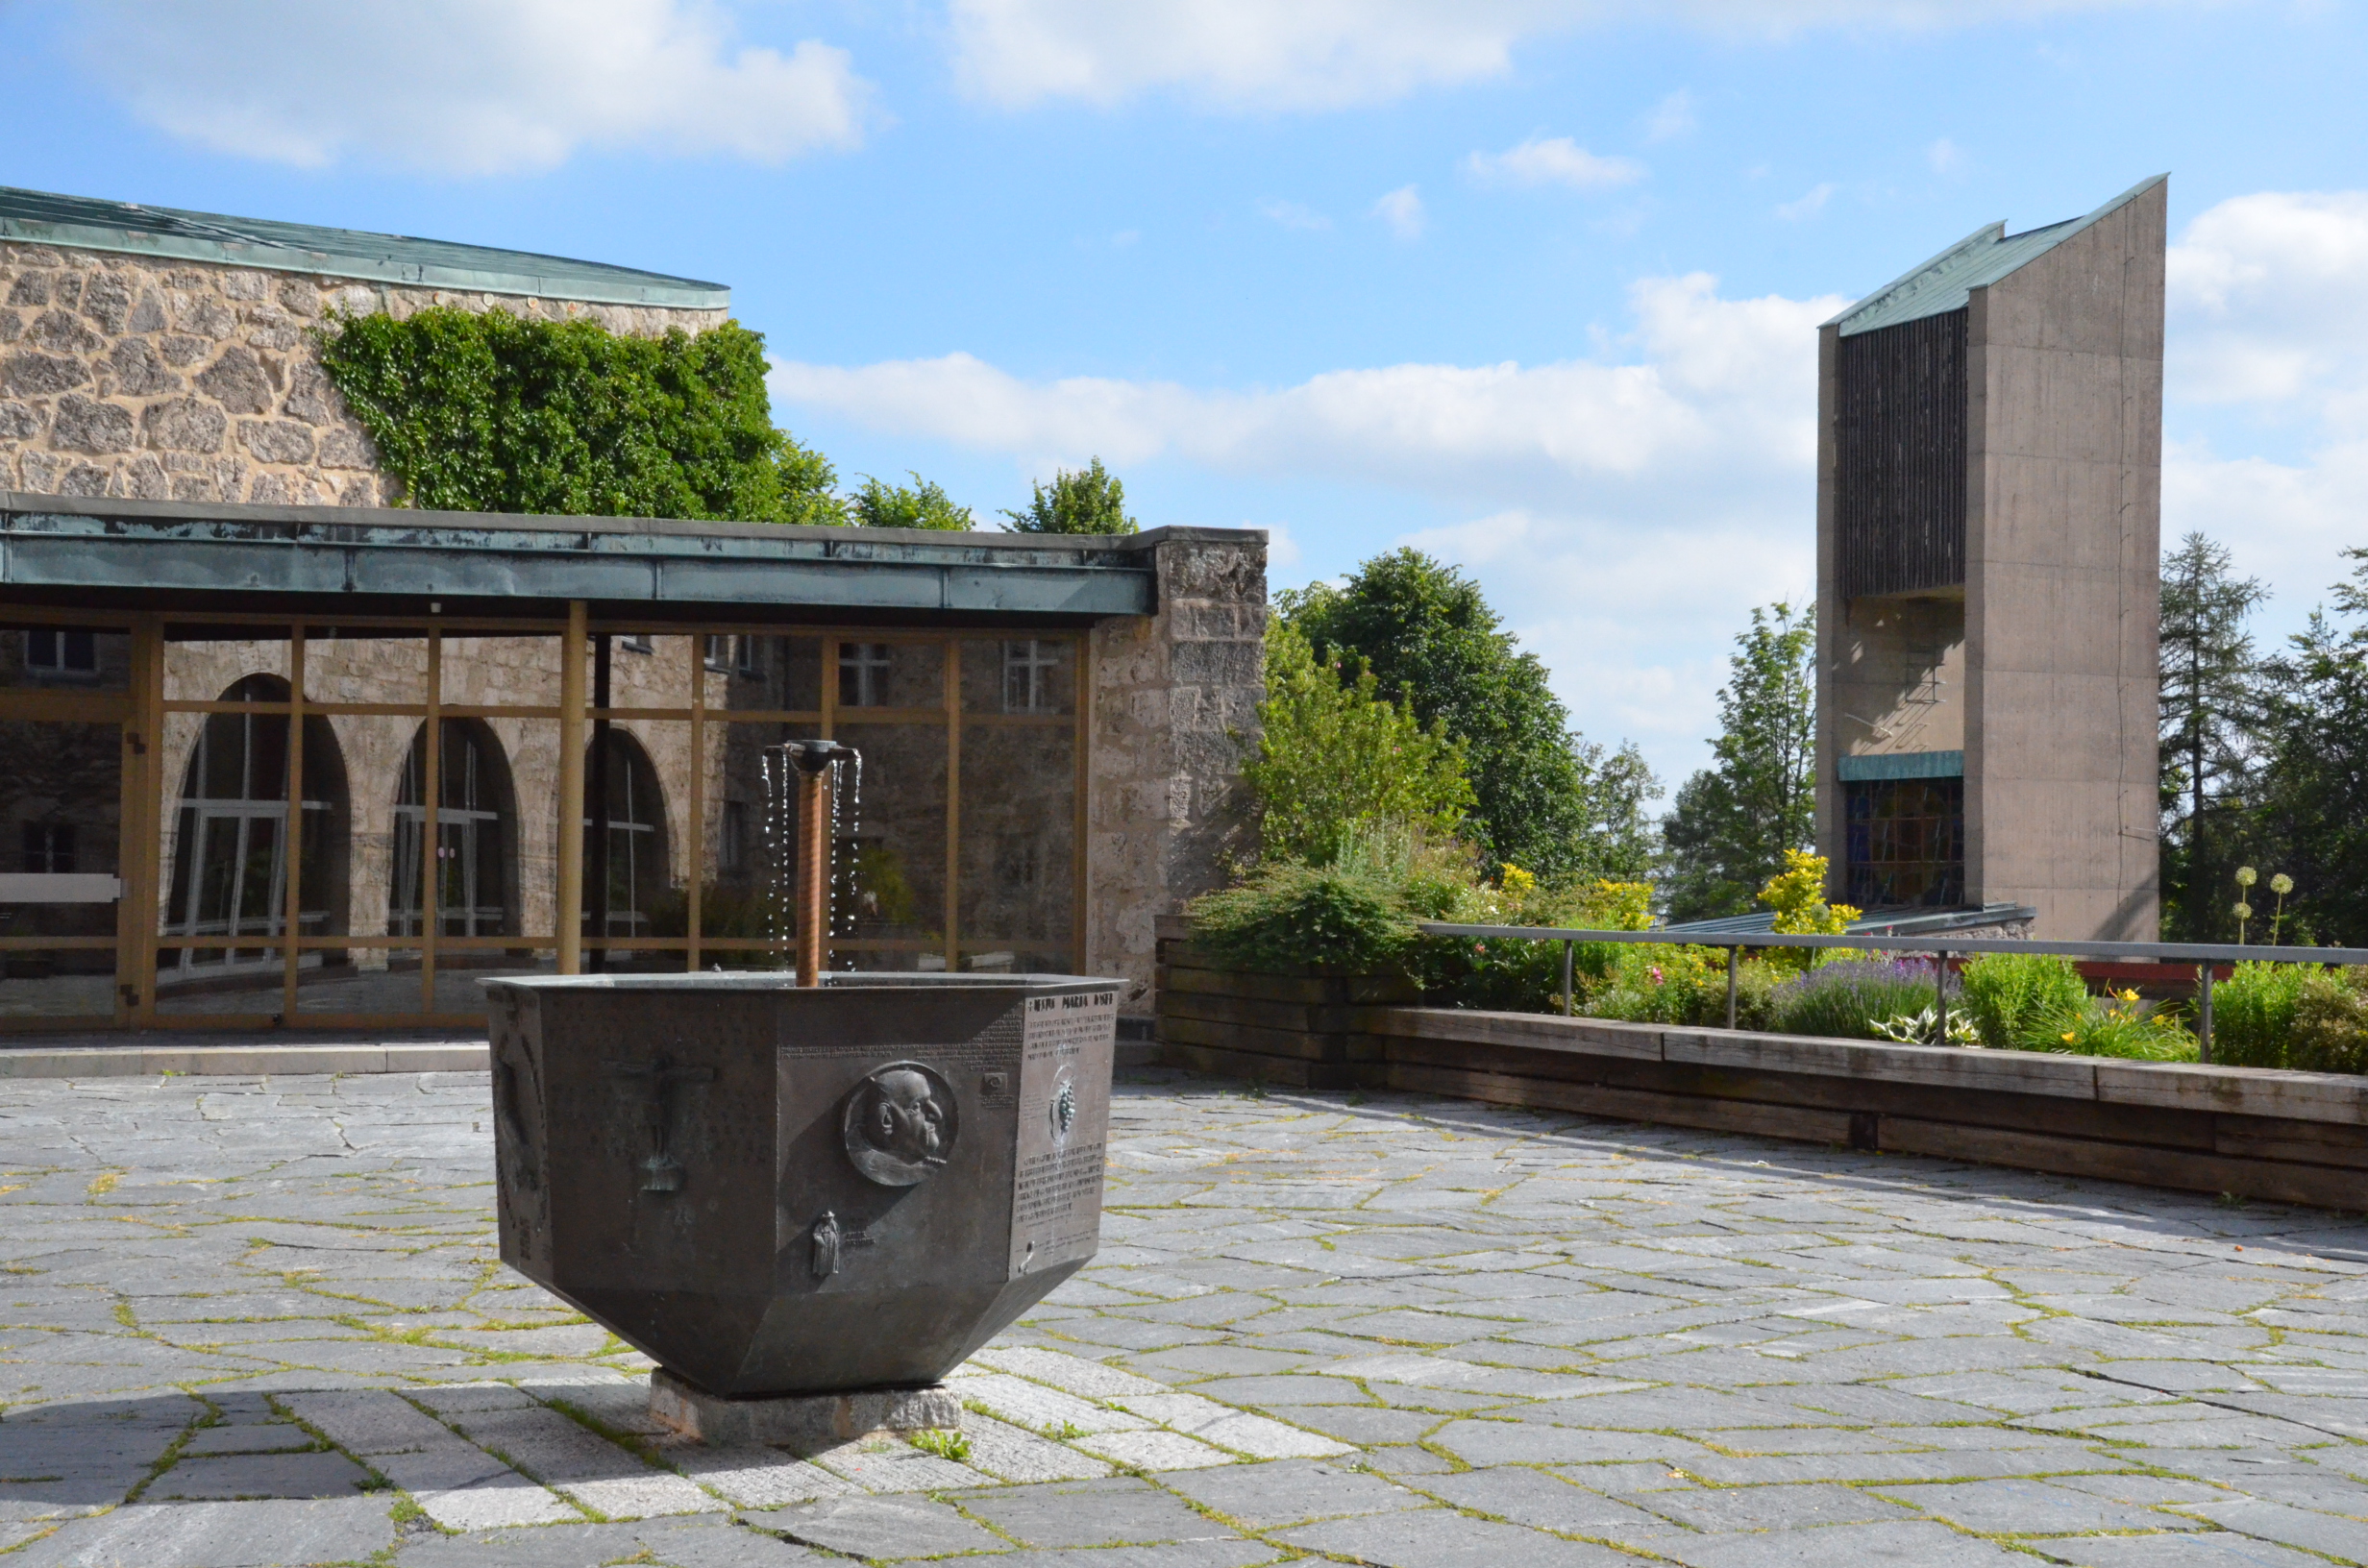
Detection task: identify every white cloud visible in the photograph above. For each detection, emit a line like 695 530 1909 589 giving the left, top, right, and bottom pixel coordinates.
1262 522 1304 571
948 0 1547 110
2168 190 2368 429
948 0 2185 111
1776 183 1837 220
2164 439 2368 609
2160 190 2368 643
65 0 871 175
769 274 1844 780
1644 90 1697 142
769 275 1840 510
1371 185 1426 240
1466 135 1646 192
1395 509 1806 767
1927 136 1965 174
1259 199 1333 233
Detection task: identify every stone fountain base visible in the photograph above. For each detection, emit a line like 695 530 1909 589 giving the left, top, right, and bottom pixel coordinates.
648 1368 960 1447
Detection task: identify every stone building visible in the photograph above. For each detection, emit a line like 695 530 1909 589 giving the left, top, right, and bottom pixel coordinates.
1813 176 2164 941
0 188 1266 1033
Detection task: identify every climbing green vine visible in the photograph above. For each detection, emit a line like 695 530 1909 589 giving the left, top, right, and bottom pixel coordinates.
314 307 841 524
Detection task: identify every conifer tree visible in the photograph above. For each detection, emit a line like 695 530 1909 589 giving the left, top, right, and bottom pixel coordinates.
2159 531 2269 940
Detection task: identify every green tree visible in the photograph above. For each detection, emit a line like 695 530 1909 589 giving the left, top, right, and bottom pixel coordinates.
850 472 974 530
2159 531 2270 940
316 308 841 524
1281 550 1660 879
2248 549 2368 945
1244 623 1473 864
1660 601 1817 921
1002 456 1137 534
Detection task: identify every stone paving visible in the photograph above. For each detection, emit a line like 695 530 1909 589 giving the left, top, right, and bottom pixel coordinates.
3 1067 2368 1566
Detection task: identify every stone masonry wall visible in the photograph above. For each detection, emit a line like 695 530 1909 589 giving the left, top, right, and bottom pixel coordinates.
1088 532 1267 1016
0 241 725 505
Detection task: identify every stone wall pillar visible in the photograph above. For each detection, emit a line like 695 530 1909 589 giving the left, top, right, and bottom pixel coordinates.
1086 530 1267 1017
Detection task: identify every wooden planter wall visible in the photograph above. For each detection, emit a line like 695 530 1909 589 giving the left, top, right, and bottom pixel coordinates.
1151 920 2368 1212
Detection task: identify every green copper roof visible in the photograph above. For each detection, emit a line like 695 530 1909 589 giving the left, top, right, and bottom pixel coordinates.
0 493 1182 621
1828 175 2166 337
0 186 728 311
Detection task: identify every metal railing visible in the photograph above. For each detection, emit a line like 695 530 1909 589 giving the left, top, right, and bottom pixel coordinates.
1418 923 2368 1065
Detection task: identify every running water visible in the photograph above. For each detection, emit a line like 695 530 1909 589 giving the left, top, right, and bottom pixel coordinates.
759 742 864 972
759 747 787 968
828 752 864 968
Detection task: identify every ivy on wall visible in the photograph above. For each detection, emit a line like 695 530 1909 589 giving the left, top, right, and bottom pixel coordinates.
315 307 842 524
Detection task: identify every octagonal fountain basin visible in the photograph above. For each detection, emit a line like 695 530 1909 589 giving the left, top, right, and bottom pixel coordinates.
482 971 1119 1399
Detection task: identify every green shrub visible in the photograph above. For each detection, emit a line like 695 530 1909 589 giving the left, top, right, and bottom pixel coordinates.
2290 968 2368 1075
1771 958 1951 1041
1585 946 1783 1030
1187 860 1418 974
1960 953 2090 1049
1955 952 2195 1060
2212 961 2313 1068
1426 876 1654 1013
2058 992 2197 1062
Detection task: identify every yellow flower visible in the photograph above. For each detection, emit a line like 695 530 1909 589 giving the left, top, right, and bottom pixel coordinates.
2060 1031 2077 1042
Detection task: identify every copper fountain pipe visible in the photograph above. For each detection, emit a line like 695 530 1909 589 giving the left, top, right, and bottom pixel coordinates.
778 741 856 987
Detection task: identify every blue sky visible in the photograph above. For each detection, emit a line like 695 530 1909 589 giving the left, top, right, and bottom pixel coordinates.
6 0 2365 795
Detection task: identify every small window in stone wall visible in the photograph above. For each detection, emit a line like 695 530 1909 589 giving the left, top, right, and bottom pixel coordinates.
23 630 98 678
735 635 762 678
721 800 748 872
21 822 76 873
1844 776 1964 910
1002 640 1058 713
839 643 892 707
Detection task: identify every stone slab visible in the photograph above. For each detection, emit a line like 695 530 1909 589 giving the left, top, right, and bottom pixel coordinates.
750 1493 1004 1558
145 1450 369 1501
648 1368 960 1447
11 1496 394 1567
0 1043 489 1079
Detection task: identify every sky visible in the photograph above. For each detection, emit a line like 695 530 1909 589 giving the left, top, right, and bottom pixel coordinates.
2 0 2364 797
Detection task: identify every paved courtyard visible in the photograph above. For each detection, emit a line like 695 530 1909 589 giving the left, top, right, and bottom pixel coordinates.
3 1067 2367 1567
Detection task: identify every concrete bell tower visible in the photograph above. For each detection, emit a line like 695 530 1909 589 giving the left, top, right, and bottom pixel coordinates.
1814 176 2166 941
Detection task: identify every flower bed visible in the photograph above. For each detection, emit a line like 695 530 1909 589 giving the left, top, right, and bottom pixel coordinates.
1154 919 2368 1211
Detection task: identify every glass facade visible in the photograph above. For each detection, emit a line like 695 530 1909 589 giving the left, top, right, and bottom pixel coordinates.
0 613 1087 1031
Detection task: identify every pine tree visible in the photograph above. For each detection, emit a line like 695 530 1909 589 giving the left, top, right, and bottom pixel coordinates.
2158 531 2268 940
2249 548 2368 945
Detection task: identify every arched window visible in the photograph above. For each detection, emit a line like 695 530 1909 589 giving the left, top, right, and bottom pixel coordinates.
586 729 669 941
163 674 349 972
391 721 517 938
